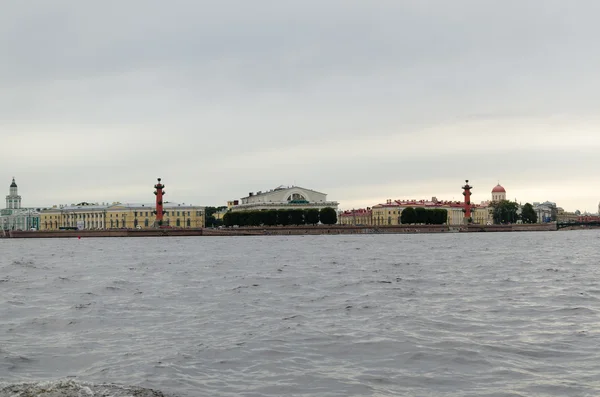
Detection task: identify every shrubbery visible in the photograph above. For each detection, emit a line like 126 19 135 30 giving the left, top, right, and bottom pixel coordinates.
400 207 447 225
223 207 337 227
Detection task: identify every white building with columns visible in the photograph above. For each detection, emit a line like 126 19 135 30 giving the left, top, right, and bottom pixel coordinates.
0 178 43 230
229 185 338 212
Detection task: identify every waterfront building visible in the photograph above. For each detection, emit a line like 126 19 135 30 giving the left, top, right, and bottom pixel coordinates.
366 183 513 226
533 201 557 223
370 197 491 226
579 214 600 222
339 208 373 225
557 207 578 223
0 178 44 230
228 185 338 212
40 202 205 230
491 184 507 202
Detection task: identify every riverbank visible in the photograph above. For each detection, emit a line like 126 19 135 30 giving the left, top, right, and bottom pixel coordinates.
2 223 559 238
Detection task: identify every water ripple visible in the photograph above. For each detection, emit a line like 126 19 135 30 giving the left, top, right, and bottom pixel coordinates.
1 232 600 396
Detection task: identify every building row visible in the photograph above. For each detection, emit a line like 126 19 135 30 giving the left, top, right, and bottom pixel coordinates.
40 202 204 230
2 177 597 231
340 184 508 226
1 180 339 231
0 178 205 231
339 184 594 226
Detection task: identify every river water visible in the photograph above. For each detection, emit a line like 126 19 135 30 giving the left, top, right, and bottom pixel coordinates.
1 231 599 396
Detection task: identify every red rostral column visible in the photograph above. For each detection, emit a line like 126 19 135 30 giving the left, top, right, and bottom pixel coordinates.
153 178 166 227
462 179 473 224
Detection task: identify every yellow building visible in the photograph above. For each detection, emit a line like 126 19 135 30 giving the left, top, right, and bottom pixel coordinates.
369 198 492 226
40 202 205 230
556 207 578 223
473 207 493 225
372 200 402 225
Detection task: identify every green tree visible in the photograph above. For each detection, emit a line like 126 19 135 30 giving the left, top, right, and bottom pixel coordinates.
400 207 417 224
247 211 261 226
521 203 537 224
277 209 291 226
491 200 519 224
440 209 448 224
264 210 278 226
431 208 448 224
223 211 233 227
305 209 320 225
319 207 337 225
414 207 428 224
204 206 226 227
289 209 305 225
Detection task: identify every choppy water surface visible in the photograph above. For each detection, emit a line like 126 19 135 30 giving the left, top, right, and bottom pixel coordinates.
1 232 600 396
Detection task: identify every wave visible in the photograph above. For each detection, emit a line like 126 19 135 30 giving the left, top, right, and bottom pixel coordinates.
0 380 172 397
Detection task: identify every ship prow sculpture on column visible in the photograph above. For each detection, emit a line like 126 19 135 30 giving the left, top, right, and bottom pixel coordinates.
153 178 167 228
462 179 475 224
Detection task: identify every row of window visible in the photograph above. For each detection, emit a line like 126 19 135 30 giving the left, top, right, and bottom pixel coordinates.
43 210 202 219
44 218 194 229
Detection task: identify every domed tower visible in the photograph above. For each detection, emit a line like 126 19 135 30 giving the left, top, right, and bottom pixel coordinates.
492 184 506 202
6 177 21 209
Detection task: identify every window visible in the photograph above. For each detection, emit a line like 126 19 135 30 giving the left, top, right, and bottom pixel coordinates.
187 218 191 227
176 219 180 227
145 219 149 227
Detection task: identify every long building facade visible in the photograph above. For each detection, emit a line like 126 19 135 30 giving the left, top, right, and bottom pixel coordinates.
228 185 338 212
338 184 511 226
40 202 205 230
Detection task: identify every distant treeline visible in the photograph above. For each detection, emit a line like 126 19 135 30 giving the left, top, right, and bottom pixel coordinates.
400 207 448 225
223 207 337 227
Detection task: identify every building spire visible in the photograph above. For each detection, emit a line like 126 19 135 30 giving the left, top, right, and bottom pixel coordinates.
10 177 17 188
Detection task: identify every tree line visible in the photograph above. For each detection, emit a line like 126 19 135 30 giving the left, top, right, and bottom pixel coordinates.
399 207 448 225
490 200 539 224
223 207 337 227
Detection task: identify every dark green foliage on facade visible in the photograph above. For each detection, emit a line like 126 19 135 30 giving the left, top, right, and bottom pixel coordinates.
521 203 537 224
400 207 447 225
264 210 278 226
428 208 448 224
319 207 338 225
414 207 428 224
224 207 338 227
289 209 305 225
204 206 226 227
400 207 417 224
490 200 519 224
277 210 291 226
305 209 320 225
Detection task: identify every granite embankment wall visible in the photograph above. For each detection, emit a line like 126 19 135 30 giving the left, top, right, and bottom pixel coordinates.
4 223 557 238
204 223 557 236
7 228 205 238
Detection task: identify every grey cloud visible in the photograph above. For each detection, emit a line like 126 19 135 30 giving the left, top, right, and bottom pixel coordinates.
1 0 600 210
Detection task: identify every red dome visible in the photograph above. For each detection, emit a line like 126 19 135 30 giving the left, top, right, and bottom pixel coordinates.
492 184 506 193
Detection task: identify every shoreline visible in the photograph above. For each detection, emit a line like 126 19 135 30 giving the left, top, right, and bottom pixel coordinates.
0 223 569 238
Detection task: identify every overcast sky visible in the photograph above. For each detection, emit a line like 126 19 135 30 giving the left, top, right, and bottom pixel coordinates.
2 1 600 212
